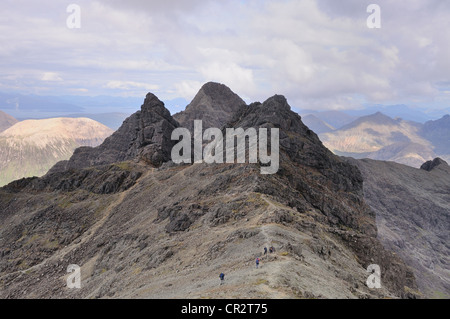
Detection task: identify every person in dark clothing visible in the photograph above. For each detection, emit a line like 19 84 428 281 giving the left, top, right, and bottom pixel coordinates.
264 247 268 256
219 273 225 285
256 258 260 269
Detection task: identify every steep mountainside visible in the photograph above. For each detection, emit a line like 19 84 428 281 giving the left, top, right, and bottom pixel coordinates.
0 110 18 132
348 157 450 298
0 118 113 186
0 85 417 299
320 112 436 167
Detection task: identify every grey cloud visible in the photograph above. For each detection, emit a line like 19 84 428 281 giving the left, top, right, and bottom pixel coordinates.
0 0 449 112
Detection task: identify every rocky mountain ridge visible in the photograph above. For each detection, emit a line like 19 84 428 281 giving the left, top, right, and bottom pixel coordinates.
0 83 419 298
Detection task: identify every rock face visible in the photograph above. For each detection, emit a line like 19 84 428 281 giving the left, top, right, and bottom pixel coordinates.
0 86 419 299
349 157 450 298
49 93 179 173
173 82 246 132
420 157 448 172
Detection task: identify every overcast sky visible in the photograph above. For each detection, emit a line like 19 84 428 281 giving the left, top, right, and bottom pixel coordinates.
0 0 449 112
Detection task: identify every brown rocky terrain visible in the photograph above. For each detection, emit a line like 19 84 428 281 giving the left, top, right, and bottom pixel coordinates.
0 83 419 299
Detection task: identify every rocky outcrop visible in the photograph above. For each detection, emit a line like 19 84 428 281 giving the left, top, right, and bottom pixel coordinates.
420 157 448 172
49 93 179 173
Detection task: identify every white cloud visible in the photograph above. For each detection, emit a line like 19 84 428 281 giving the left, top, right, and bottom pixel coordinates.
41 72 62 82
105 81 159 91
174 81 204 101
199 62 256 98
0 0 449 112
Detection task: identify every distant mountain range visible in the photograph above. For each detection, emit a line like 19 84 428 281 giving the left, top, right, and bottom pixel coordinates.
301 114 336 134
0 117 113 186
301 104 450 124
314 112 450 168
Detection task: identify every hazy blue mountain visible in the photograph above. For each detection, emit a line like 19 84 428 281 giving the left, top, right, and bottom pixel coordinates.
300 110 356 129
0 110 18 132
345 104 435 123
301 114 335 134
420 115 450 155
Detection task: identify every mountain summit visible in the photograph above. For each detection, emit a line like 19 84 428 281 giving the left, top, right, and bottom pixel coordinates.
173 81 246 132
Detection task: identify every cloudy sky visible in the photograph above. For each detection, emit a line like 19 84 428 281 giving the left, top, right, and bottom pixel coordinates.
0 0 449 113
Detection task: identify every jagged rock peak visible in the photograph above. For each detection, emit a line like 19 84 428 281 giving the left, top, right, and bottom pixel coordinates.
173 82 246 131
142 93 174 121
420 157 448 171
187 81 246 111
228 94 306 135
48 92 179 173
260 94 291 112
